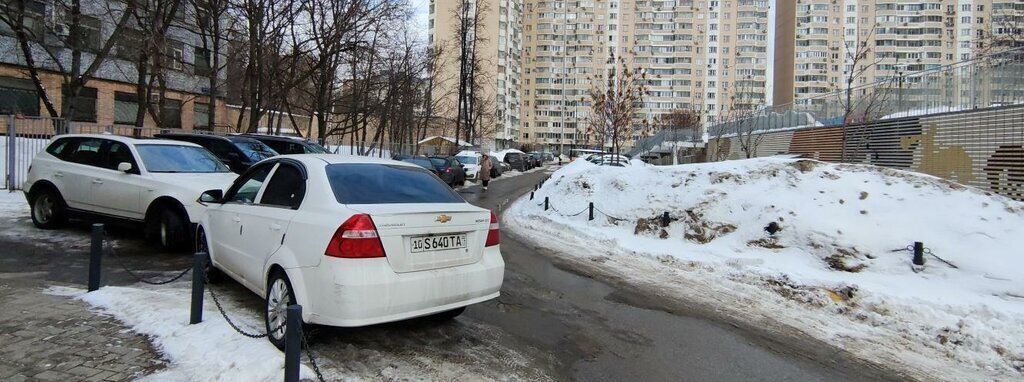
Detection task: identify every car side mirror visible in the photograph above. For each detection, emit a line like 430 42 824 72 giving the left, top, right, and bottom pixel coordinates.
199 189 224 204
117 162 133 173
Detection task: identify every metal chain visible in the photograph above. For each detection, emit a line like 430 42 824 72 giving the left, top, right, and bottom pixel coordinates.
300 326 326 382
105 242 192 285
205 276 273 339
539 199 625 220
592 207 627 221
888 243 959 269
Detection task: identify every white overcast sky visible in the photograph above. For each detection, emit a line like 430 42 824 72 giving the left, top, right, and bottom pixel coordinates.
410 0 430 41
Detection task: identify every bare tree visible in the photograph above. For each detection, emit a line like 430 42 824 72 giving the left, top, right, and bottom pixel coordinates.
451 0 491 145
0 0 137 129
585 55 648 162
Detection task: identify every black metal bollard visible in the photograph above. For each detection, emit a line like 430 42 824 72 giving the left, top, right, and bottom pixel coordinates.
284 305 303 382
544 197 549 211
88 224 103 292
588 202 594 221
913 242 925 266
530 191 534 200
662 212 670 227
190 252 208 325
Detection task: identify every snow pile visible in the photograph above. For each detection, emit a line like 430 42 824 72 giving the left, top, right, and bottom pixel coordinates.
508 157 1024 380
45 285 315 382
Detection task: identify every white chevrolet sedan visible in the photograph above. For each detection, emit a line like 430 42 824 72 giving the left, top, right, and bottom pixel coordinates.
195 154 504 348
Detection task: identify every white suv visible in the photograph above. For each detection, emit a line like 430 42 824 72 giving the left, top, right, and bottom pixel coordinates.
455 150 482 180
23 134 238 249
195 154 504 349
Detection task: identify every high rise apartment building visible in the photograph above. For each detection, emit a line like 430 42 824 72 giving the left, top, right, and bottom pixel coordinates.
429 0 523 150
519 0 776 152
428 0 1023 152
775 0 1024 108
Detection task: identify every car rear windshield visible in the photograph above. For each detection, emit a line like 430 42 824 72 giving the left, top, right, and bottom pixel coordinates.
428 157 448 169
401 158 434 170
326 164 463 204
136 144 230 173
455 155 478 164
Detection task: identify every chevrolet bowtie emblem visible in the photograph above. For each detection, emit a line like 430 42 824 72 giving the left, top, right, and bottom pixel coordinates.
436 214 452 223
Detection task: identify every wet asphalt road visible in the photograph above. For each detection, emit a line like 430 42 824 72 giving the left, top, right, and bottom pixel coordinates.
456 168 894 382
0 167 899 381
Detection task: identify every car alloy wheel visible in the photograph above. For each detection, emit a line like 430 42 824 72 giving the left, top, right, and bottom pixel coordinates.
265 272 297 350
30 189 67 229
33 193 54 224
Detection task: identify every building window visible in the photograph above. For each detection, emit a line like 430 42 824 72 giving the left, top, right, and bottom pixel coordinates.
62 86 98 122
116 29 145 61
166 40 185 71
161 99 182 129
194 103 211 130
194 47 212 76
0 77 40 116
0 1 45 41
114 92 139 125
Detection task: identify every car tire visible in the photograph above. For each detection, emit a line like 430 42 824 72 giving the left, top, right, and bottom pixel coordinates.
195 227 223 284
30 188 68 229
431 307 466 321
150 207 187 251
265 270 300 351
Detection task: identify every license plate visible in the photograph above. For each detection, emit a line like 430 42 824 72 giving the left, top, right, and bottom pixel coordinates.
410 234 467 253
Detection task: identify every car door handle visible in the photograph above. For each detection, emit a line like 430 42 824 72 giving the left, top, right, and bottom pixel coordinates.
91 179 103 184
54 172 64 178
270 223 282 231
232 216 241 223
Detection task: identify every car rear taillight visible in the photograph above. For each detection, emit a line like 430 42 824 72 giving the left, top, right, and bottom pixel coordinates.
325 214 386 258
445 167 452 173
485 212 500 247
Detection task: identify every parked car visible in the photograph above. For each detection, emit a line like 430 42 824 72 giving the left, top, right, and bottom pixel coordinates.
23 134 238 250
488 155 503 178
429 156 467 187
242 134 329 155
195 154 504 349
496 159 512 173
399 156 440 175
588 154 630 165
526 152 543 168
504 152 527 171
154 133 279 174
455 151 483 181
542 153 555 162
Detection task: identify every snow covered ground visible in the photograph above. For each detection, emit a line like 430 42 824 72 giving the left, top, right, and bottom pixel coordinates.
506 158 1024 380
45 285 317 382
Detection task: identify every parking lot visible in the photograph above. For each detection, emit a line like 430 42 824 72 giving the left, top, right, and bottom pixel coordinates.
1 163 901 381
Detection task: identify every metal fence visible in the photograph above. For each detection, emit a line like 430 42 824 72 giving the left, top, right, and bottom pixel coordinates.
708 47 1024 135
2 117 455 190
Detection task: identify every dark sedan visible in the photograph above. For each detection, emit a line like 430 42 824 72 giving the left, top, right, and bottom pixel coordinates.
154 133 278 173
429 156 467 187
242 134 329 155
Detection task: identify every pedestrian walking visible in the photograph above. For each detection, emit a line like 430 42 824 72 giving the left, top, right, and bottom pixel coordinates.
480 154 493 192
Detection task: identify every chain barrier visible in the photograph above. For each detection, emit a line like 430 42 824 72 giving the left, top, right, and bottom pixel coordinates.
105 242 192 285
204 273 276 339
300 326 326 382
537 200 627 221
592 206 627 222
889 243 959 269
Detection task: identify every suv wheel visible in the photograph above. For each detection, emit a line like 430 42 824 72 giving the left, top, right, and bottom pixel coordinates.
149 207 186 251
30 188 68 229
265 271 299 350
